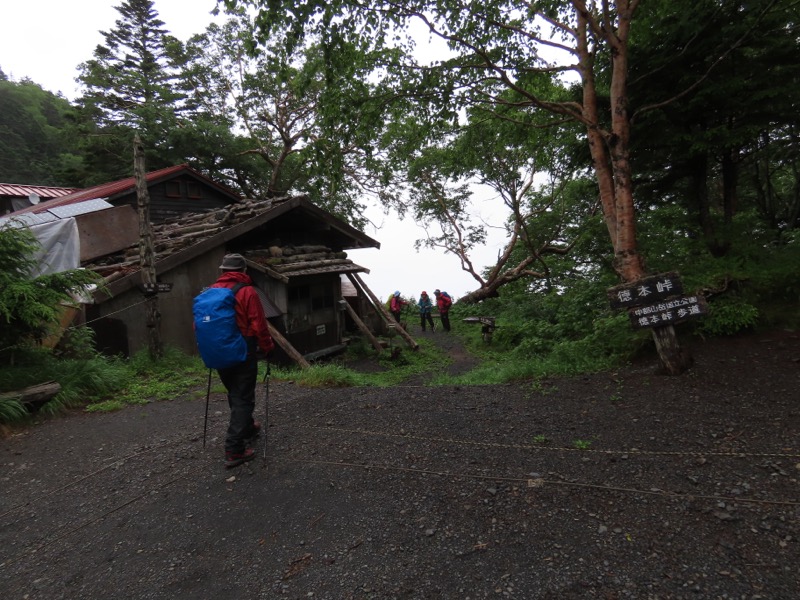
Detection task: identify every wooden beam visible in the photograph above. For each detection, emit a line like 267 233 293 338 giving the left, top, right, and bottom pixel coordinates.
41 303 81 349
344 301 384 353
348 273 418 351
244 258 289 283
267 322 311 369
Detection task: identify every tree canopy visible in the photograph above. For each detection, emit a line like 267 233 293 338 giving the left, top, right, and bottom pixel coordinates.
74 0 189 183
3 0 799 372
0 75 83 185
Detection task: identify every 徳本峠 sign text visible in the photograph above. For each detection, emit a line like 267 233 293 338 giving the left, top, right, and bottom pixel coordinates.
606 272 683 309
607 272 708 330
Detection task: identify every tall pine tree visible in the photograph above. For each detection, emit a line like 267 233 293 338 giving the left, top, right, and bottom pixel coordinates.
74 0 187 182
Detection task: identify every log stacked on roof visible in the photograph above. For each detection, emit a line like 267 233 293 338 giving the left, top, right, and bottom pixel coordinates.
82 197 283 275
248 245 351 275
80 196 366 280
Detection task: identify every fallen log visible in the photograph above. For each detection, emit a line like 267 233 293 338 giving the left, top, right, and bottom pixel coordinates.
0 381 62 412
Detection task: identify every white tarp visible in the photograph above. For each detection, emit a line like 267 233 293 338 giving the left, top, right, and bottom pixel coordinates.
28 217 81 276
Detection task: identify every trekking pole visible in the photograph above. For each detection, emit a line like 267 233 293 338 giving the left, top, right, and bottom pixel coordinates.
202 368 212 448
262 360 271 463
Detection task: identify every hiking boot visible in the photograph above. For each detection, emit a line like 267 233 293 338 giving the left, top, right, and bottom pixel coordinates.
225 448 256 469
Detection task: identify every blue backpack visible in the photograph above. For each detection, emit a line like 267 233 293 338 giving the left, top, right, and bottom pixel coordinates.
193 283 248 369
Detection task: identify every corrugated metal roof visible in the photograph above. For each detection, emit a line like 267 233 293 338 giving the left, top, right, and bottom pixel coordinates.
6 164 241 218
41 165 190 208
0 184 79 198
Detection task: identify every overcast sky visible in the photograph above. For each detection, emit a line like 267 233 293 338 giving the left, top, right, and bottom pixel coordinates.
1 0 508 301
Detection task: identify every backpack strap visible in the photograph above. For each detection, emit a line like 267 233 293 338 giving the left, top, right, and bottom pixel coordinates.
231 282 250 296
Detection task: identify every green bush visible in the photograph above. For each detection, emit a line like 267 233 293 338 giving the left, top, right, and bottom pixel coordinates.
0 396 28 423
697 297 759 337
0 223 101 364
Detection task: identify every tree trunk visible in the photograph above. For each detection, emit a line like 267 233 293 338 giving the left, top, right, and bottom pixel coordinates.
721 145 739 228
651 325 693 375
577 3 690 375
134 134 162 360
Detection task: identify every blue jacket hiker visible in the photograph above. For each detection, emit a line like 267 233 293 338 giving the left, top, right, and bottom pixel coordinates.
417 291 436 332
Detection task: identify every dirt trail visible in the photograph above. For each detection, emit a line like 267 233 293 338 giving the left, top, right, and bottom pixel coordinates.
1 330 799 599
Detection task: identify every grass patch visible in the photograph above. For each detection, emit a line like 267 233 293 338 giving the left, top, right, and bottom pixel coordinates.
0 346 208 424
109 348 207 407
0 396 28 422
85 400 125 413
271 336 452 388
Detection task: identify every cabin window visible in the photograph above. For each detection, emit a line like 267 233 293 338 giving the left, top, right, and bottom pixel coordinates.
289 284 334 311
311 290 334 310
288 285 310 302
186 182 202 198
165 181 181 197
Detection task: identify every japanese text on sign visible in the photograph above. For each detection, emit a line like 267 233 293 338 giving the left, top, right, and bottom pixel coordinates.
140 282 173 295
607 272 683 309
628 296 708 329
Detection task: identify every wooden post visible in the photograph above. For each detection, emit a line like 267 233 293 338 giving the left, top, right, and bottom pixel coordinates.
267 322 311 369
133 134 162 360
348 273 419 351
344 301 384 353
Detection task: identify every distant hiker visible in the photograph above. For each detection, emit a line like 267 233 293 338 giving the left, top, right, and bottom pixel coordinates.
389 291 408 323
434 289 452 332
201 253 274 468
418 291 436 332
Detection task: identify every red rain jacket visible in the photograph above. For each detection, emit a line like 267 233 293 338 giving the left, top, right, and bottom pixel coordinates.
211 271 275 355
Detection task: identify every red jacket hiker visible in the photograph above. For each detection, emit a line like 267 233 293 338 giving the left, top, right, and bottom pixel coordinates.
209 253 276 469
436 292 452 313
211 270 274 355
433 289 452 332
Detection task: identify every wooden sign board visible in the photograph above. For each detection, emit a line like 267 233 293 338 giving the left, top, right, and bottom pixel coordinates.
140 282 173 295
628 295 709 330
607 272 683 309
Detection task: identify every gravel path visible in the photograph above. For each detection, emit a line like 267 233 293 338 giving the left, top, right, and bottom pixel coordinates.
1 329 799 599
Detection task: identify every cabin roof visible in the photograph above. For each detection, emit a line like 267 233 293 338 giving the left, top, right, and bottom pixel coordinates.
5 164 241 217
88 194 380 301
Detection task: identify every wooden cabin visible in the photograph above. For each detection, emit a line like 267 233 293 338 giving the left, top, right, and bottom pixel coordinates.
83 195 380 362
3 167 391 363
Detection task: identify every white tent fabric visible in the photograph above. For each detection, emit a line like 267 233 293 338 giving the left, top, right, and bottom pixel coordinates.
28 217 81 276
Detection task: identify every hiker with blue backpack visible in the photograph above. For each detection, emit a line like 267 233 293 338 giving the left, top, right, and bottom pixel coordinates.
193 253 275 468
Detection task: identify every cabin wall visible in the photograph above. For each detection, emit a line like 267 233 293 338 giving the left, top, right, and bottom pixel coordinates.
90 246 351 361
283 274 345 356
112 177 233 222
89 248 227 357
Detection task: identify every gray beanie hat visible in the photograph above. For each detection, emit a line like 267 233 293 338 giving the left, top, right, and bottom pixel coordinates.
219 253 247 271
